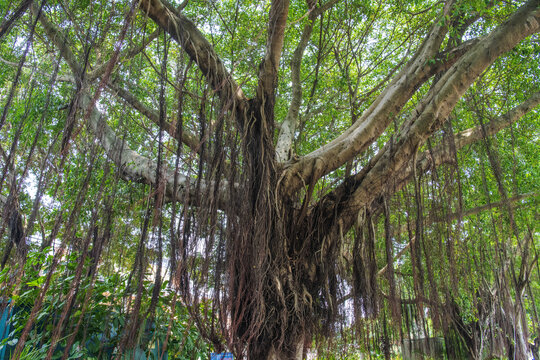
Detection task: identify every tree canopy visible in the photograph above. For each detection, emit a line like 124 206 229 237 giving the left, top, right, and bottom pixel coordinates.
0 0 539 359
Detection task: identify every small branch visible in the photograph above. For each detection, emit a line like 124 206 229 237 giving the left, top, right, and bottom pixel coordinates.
377 239 413 277
458 193 537 219
400 90 540 189
177 0 189 11
376 192 537 277
454 91 540 149
88 29 160 81
312 0 340 18
106 81 200 152
0 55 74 82
404 0 443 16
275 0 339 162
0 0 33 40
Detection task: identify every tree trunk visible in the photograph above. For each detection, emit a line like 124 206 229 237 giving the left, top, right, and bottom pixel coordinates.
252 335 304 360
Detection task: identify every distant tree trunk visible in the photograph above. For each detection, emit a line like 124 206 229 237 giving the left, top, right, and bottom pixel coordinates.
503 289 531 360
448 280 533 360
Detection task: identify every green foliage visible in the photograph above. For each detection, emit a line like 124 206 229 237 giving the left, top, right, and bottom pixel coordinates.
1 247 210 359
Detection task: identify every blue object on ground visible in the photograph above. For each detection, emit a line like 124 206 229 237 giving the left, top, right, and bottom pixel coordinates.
0 301 13 359
210 352 233 360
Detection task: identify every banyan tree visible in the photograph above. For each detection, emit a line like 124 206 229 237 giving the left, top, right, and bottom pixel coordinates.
0 0 539 359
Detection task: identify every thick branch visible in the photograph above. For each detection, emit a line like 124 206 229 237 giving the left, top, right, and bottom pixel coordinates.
282 3 460 194
80 94 185 194
34 4 227 208
313 1 540 237
348 1 538 213
80 93 228 206
256 0 290 103
139 0 246 110
32 1 82 77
